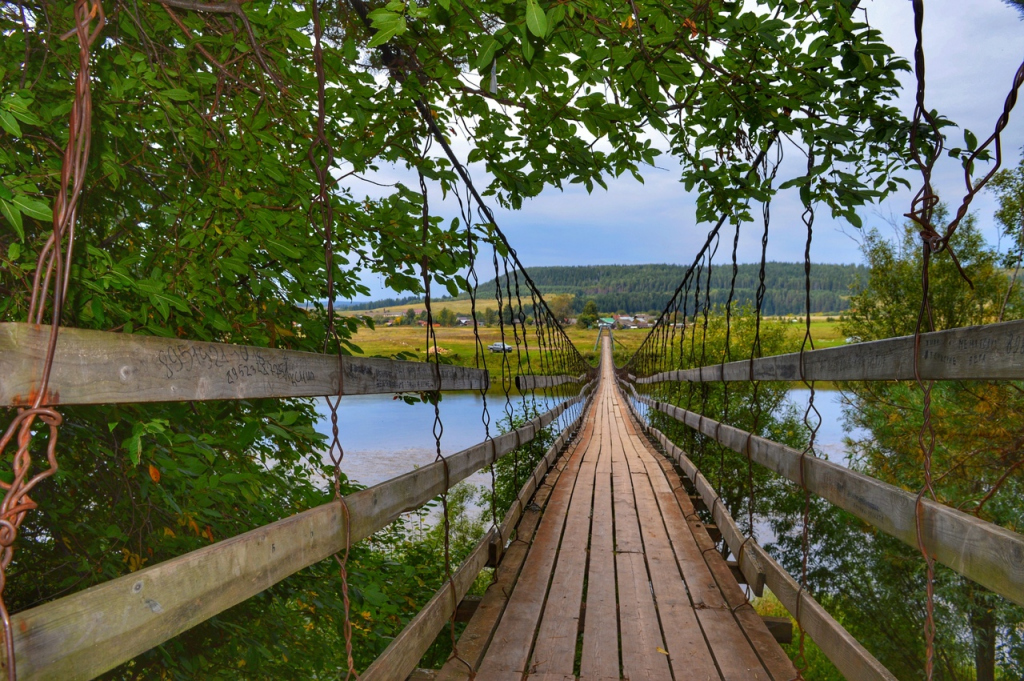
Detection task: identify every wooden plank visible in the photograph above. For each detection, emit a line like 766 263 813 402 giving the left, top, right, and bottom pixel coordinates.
619 399 781 680
476 420 592 676
580 393 620 678
641 450 791 681
617 395 795 681
409 669 440 681
761 617 793 645
1 394 585 681
436 424 582 681
615 424 722 680
0 322 489 406
515 372 589 391
607 398 672 681
529 419 600 675
641 396 1024 609
364 399 597 681
635 319 1024 383
639 424 897 681
644 430 764 598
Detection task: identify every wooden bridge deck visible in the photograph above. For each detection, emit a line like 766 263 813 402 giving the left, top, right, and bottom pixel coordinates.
442 339 795 681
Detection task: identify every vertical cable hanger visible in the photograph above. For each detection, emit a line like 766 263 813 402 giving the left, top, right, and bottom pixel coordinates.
794 141 821 681
308 0 357 673
0 3 103 678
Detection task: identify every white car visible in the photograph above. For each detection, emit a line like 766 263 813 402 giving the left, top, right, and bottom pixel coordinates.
488 342 513 353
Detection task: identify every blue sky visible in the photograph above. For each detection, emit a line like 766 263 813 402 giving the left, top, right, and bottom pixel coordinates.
348 0 1024 300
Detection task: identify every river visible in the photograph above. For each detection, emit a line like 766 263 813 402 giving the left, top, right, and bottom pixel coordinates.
313 392 563 490
313 387 860 490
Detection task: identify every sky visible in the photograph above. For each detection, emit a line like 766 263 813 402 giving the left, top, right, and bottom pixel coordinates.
346 0 1024 301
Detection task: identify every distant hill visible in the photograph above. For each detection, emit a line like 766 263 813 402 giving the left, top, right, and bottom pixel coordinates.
341 263 867 316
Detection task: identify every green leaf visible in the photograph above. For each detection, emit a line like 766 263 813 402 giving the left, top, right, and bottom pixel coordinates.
267 238 302 259
161 89 194 101
964 129 978 152
286 28 312 48
0 111 21 137
368 17 405 47
7 241 21 261
520 26 535 62
125 433 143 466
12 195 53 221
476 36 502 70
525 0 547 37
0 200 22 241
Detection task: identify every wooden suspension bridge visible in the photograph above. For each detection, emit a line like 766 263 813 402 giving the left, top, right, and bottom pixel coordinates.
0 315 1022 680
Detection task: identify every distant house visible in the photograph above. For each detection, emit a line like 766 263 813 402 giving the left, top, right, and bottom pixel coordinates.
599 317 616 328
455 315 472 326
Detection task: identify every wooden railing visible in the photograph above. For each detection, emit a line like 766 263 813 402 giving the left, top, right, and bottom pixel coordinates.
1 385 593 679
514 371 592 391
0 321 597 679
634 319 1024 384
0 323 490 406
620 319 1024 681
631 394 1024 609
362 397 593 680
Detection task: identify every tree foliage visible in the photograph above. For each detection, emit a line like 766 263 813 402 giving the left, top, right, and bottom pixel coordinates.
0 0 915 675
774 212 1024 680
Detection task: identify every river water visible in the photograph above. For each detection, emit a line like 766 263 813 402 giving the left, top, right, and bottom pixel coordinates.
313 388 860 490
313 392 563 490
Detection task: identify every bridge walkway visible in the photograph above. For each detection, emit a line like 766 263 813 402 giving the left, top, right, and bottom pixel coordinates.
441 338 796 681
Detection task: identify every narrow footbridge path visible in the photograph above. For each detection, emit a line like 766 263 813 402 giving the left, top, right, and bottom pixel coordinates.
439 338 794 681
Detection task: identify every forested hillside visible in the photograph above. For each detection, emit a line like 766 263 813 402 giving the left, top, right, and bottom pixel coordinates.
349 263 866 315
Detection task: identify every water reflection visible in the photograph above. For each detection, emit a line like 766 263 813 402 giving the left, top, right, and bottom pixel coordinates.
783 388 866 467
314 393 560 489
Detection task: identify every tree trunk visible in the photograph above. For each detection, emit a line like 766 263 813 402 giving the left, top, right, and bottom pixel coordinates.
970 593 996 681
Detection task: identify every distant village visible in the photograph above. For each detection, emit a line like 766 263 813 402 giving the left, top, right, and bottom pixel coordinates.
366 306 654 330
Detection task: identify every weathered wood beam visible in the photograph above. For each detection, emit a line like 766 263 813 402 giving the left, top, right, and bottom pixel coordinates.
0 323 489 406
632 418 896 681
639 422 765 598
361 402 591 681
760 616 793 645
454 595 482 623
514 372 588 391
362 528 494 681
634 319 1024 383
640 396 1024 609
0 388 591 681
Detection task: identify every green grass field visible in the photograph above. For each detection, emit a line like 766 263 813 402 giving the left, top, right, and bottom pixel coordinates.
344 317 849 380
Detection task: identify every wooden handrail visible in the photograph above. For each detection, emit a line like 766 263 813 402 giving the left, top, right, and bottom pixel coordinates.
0 387 592 680
630 418 897 681
514 372 589 391
636 395 1024 609
361 403 590 680
633 319 1024 383
0 323 489 406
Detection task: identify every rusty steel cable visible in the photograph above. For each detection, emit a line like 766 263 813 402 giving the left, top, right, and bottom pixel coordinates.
906 2 939 676
906 4 1024 676
794 142 822 681
307 0 357 673
0 3 103 678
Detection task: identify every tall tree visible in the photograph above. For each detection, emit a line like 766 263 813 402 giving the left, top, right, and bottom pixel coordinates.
812 211 1024 679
